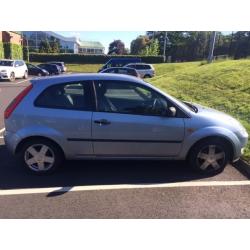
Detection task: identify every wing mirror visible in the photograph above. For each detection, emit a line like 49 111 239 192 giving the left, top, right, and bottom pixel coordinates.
168 106 177 117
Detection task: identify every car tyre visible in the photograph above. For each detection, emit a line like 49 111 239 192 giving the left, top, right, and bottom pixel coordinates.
188 138 230 175
144 74 152 78
23 71 28 79
9 72 15 82
19 138 64 175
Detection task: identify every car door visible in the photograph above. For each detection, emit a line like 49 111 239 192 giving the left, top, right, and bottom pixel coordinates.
34 80 95 156
14 61 22 77
92 80 185 157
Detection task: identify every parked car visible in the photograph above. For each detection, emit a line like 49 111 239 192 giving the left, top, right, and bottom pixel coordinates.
124 63 155 78
100 67 139 77
0 59 28 81
4 74 248 175
47 61 67 72
26 63 49 76
37 63 61 75
98 57 141 72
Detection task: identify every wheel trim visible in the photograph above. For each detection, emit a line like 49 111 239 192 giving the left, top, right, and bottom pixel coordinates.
197 145 225 171
24 144 55 172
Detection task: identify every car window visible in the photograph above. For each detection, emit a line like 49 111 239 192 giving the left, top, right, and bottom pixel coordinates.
117 69 129 74
14 61 20 67
95 81 169 116
104 68 116 73
35 81 94 111
18 61 24 66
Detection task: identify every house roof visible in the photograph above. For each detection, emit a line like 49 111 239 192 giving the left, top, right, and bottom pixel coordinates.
78 40 104 49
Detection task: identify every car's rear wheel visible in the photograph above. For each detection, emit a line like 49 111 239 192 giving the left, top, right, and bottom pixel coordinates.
144 74 151 78
19 139 64 174
188 138 230 175
23 71 28 79
9 72 15 82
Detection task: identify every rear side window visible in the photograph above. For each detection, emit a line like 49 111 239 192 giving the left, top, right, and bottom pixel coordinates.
34 81 94 111
135 64 151 70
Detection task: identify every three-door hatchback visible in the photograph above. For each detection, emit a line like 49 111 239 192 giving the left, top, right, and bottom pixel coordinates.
4 74 248 174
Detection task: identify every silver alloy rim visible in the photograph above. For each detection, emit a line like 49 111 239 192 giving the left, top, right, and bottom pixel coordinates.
196 144 225 171
24 144 55 172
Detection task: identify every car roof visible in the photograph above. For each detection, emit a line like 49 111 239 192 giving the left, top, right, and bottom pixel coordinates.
31 73 146 86
103 67 136 70
126 63 151 65
0 59 14 62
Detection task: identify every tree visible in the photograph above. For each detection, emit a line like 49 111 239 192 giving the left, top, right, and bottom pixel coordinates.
140 39 160 56
130 36 150 54
49 36 60 53
108 40 126 55
39 39 51 53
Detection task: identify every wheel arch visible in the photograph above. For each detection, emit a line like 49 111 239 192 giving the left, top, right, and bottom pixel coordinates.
15 135 65 159
186 135 234 162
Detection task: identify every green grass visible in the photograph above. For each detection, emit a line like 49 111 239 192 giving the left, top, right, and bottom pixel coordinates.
149 60 250 162
66 64 102 73
36 60 250 161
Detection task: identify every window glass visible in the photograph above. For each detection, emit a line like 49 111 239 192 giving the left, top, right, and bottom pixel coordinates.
14 61 20 67
35 82 93 111
95 81 168 116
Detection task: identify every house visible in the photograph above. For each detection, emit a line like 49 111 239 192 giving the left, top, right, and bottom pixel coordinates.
0 31 22 45
0 31 23 59
22 31 104 54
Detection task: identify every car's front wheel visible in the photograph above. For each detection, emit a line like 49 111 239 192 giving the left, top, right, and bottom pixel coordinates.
9 72 15 82
19 138 64 174
23 71 28 79
188 138 231 175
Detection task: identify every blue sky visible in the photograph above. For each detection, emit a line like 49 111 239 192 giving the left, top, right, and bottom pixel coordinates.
57 31 145 53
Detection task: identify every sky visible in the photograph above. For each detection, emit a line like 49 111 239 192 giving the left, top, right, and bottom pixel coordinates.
57 31 145 53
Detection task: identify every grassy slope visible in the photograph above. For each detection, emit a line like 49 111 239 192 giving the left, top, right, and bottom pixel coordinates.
66 61 250 161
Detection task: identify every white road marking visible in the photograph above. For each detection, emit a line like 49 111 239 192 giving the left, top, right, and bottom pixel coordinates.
14 79 30 85
0 136 3 139
0 128 5 134
0 180 250 196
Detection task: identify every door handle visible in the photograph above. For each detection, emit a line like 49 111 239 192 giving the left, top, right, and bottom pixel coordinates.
94 119 111 125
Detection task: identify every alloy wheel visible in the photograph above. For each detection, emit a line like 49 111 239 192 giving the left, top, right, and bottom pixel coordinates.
24 144 55 172
196 144 226 171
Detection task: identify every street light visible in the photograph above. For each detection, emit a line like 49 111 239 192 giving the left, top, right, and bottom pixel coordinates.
207 31 216 63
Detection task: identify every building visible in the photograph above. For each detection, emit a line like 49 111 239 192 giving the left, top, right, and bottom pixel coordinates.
0 31 23 59
0 31 22 45
22 31 105 54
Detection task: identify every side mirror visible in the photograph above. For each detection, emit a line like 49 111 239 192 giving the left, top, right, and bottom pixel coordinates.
168 106 177 117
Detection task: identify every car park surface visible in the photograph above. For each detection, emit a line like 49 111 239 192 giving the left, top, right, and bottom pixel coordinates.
0 73 249 219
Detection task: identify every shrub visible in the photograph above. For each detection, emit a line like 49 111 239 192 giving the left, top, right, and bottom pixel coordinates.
0 42 4 58
29 53 165 64
3 43 23 59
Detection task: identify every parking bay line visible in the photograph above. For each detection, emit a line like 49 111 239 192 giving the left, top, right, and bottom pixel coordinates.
0 128 5 134
0 180 250 196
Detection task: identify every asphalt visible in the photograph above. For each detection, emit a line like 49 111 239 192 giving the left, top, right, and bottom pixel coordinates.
0 77 249 218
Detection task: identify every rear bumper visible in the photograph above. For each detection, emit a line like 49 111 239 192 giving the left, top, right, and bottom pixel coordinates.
3 130 20 155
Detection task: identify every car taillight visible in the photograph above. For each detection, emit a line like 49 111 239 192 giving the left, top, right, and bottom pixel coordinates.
4 84 33 119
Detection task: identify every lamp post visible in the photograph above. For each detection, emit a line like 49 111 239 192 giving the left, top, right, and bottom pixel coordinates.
207 31 216 63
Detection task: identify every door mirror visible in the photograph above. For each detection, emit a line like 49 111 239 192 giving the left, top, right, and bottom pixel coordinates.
168 106 177 117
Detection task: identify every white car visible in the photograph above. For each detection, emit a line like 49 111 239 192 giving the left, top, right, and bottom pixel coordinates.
124 63 155 78
0 59 28 82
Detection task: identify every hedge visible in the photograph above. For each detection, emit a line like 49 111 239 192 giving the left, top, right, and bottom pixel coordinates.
3 43 23 60
0 42 4 58
29 53 165 64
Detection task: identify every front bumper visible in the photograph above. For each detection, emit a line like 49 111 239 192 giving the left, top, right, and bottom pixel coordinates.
0 72 10 79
